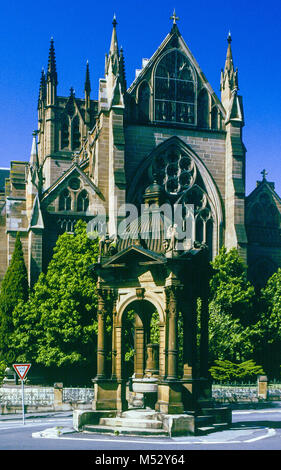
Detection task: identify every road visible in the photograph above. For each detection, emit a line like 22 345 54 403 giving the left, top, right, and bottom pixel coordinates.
0 408 280 464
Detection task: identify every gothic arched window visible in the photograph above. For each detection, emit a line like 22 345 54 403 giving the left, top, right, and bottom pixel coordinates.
59 189 71 211
77 190 89 212
197 88 209 128
61 115 69 149
138 81 150 122
72 115 81 150
154 50 195 125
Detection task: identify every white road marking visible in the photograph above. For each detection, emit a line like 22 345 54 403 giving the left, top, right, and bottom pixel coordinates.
244 428 276 442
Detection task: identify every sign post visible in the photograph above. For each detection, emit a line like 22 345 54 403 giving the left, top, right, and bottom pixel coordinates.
13 364 31 425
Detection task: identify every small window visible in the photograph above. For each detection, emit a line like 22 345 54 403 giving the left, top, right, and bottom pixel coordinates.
59 189 71 211
77 190 89 212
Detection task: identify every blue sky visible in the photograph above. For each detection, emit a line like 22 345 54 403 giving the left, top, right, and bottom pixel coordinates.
0 0 280 195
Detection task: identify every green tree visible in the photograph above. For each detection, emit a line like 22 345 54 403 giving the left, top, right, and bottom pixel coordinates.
210 247 256 326
0 232 29 363
209 359 264 382
11 221 99 384
255 268 281 379
208 247 257 366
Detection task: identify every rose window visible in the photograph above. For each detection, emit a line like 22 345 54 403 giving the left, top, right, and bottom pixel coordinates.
152 149 196 196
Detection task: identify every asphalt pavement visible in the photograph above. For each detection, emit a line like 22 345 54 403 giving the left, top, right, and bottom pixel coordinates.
0 407 280 462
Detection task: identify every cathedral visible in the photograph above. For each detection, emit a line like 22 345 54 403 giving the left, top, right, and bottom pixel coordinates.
0 14 280 290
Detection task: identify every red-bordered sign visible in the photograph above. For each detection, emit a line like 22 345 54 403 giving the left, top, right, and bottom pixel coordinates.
13 363 31 381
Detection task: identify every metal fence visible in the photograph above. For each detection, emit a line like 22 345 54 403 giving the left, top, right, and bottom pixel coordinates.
212 382 281 402
0 386 94 408
62 387 94 403
0 387 54 407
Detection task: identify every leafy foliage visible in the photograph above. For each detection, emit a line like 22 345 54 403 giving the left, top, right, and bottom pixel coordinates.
0 232 29 363
11 221 99 376
254 268 281 379
210 247 256 325
208 247 259 367
209 359 264 382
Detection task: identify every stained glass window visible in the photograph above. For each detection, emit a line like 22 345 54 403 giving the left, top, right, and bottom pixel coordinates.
154 50 195 125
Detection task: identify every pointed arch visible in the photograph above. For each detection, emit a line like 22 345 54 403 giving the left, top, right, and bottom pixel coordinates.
77 189 89 212
58 188 71 211
127 136 223 257
153 48 196 125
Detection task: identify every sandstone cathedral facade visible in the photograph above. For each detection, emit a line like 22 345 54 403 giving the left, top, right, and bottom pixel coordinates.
0 15 280 290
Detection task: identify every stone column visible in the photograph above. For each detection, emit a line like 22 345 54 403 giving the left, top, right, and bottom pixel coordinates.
54 382 63 409
134 312 145 379
182 290 197 380
156 282 184 414
111 289 117 380
92 288 121 411
258 375 268 400
166 285 179 380
97 288 107 378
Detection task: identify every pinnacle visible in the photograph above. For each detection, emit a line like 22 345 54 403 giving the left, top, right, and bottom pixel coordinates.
85 60 91 94
47 37 58 85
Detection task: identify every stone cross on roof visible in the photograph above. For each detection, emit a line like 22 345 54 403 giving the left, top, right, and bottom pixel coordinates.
170 9 179 25
261 169 268 181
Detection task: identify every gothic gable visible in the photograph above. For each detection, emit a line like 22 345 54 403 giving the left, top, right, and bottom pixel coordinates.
41 163 105 216
126 24 225 129
246 177 281 246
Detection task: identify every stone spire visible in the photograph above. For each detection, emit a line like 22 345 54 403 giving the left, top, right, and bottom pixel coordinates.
221 32 239 109
46 37 57 106
224 31 234 73
84 60 91 95
85 61 91 127
110 14 119 57
47 37 58 85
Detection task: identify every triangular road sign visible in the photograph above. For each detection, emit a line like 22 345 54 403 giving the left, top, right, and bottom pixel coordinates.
13 363 31 381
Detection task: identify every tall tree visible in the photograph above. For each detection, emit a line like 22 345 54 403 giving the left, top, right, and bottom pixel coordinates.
11 221 99 384
255 268 281 379
208 247 257 365
0 232 29 363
